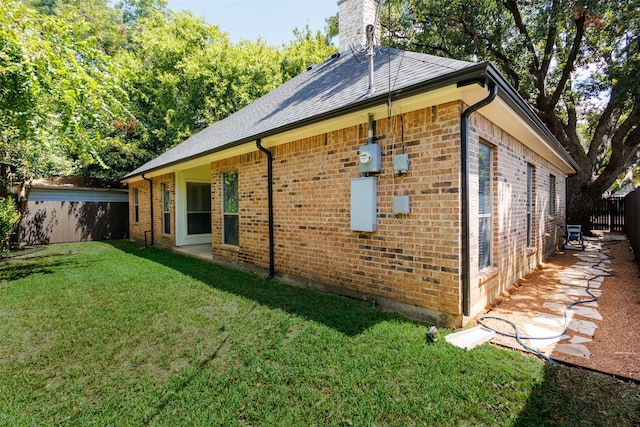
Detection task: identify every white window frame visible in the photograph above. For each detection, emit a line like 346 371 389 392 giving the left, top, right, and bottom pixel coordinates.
527 164 534 247
133 188 139 223
478 142 493 270
222 170 239 247
549 174 556 217
162 183 171 235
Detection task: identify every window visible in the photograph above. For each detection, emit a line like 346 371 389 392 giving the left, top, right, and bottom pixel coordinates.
549 175 556 216
222 171 239 246
478 143 492 270
133 188 139 223
527 164 534 247
162 183 171 235
187 182 211 235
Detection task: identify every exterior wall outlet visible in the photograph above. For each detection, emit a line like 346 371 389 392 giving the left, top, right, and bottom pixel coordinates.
393 153 410 174
392 195 410 216
359 143 382 173
351 177 377 232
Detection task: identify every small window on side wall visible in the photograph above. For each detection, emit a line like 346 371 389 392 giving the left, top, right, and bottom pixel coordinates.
478 142 492 270
222 170 239 246
527 164 534 247
162 183 170 235
133 188 139 223
549 175 556 216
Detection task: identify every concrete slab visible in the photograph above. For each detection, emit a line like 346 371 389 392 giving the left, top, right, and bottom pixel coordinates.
445 326 495 350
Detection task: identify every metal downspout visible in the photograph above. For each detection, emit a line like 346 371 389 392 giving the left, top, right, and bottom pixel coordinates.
256 139 275 279
461 82 498 317
141 174 154 247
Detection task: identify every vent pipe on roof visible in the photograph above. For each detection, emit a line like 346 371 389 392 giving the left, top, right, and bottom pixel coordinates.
366 24 376 94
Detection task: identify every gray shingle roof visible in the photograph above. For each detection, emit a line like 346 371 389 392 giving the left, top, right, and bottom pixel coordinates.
124 48 478 178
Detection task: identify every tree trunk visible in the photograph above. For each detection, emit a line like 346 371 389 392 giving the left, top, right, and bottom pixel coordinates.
566 174 600 235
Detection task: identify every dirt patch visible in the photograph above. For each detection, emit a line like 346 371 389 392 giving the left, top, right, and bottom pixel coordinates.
482 236 640 381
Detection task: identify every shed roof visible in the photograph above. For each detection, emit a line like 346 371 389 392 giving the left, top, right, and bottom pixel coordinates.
125 48 577 179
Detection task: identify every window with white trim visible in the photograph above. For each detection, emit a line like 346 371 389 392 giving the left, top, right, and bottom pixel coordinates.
222 171 239 246
527 164 534 247
133 188 139 223
162 183 170 235
549 174 556 216
478 143 492 270
187 182 211 235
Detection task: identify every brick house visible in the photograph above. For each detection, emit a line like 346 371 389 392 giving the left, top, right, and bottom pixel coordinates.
123 0 577 327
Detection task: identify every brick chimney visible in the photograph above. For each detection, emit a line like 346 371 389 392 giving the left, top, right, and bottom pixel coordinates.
338 0 380 53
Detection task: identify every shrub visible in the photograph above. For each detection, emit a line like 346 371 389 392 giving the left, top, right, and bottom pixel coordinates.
0 197 20 253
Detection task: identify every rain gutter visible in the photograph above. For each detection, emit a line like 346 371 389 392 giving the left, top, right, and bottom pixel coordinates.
459 80 498 317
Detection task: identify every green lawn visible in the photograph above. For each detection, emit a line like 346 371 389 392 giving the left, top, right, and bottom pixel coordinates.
1 241 638 426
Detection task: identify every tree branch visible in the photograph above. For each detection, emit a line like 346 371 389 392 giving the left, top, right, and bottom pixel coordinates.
592 101 640 193
540 0 560 79
550 11 586 108
502 0 540 71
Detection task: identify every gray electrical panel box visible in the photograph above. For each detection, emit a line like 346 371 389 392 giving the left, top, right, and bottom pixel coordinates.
392 195 410 216
393 153 410 174
350 177 377 232
359 144 382 173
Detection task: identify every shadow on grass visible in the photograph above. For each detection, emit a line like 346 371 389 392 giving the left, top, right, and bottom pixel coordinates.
514 364 640 426
0 252 78 281
107 240 406 336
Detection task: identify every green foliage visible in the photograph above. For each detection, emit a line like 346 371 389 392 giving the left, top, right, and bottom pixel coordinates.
0 197 20 252
384 0 640 226
281 26 338 79
2 1 335 189
0 0 136 191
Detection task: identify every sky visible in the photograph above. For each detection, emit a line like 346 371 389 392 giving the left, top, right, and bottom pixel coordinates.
165 0 339 46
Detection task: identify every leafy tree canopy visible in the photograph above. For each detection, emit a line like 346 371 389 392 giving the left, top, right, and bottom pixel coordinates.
383 0 640 228
2 0 336 193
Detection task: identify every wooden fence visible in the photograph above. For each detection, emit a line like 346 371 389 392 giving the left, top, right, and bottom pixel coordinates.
625 190 639 260
21 186 129 245
590 198 625 232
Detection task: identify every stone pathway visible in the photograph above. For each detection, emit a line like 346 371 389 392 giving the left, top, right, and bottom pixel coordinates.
482 240 612 361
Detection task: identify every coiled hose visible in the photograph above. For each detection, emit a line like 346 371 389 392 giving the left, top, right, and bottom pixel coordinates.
477 245 613 364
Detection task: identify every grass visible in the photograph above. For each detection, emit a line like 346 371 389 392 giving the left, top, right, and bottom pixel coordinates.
0 241 638 426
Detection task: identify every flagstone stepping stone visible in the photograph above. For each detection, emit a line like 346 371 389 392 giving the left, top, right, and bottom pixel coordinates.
533 313 565 328
567 318 598 336
555 284 602 297
533 313 598 336
542 302 603 320
560 277 588 286
549 294 598 306
569 335 592 345
554 343 591 359
523 324 570 350
560 277 601 288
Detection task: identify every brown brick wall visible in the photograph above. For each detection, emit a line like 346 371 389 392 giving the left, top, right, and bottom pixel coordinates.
128 173 176 248
209 102 464 324
467 111 567 316
128 101 570 326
